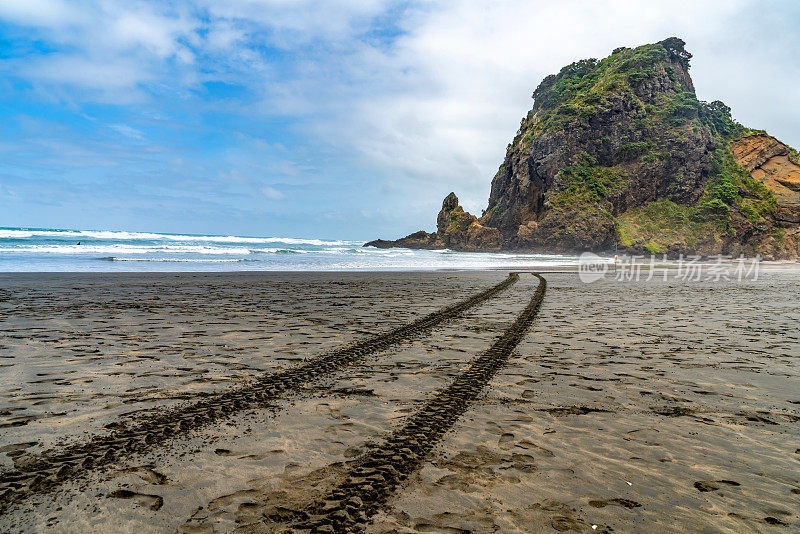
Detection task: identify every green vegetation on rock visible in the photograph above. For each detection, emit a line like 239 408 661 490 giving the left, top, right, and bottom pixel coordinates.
617 199 725 254
699 147 777 225
617 141 651 161
525 39 696 137
618 145 778 253
790 147 800 166
554 154 624 205
520 38 749 148
535 154 623 250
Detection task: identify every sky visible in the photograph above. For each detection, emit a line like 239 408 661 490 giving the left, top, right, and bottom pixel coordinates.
0 0 798 240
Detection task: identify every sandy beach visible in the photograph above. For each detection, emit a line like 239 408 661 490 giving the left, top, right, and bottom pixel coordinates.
1 270 799 532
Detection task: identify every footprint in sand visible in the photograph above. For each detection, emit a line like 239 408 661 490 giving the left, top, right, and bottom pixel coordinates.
498 433 515 450
413 522 470 534
179 524 214 534
0 441 37 455
117 466 168 485
108 489 164 511
694 480 740 492
137 468 168 485
588 498 641 509
510 453 538 473
551 516 585 532
516 440 555 457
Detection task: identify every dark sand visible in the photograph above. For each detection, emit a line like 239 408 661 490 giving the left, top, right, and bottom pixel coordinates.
0 270 798 532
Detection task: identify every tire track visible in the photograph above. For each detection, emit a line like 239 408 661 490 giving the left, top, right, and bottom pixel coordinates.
0 274 519 514
283 274 547 533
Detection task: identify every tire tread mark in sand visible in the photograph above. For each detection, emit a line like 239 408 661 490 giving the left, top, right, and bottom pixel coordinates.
0 274 519 513
287 274 547 533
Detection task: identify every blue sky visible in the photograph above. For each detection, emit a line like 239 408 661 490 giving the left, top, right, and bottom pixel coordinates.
0 0 798 239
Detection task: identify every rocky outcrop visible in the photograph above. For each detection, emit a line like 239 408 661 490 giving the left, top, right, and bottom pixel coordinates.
364 230 444 250
732 134 800 224
436 193 501 251
366 37 800 259
442 210 502 252
732 134 790 171
366 193 500 251
437 192 460 235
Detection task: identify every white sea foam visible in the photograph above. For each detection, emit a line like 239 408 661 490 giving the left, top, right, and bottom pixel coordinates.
0 226 583 272
1 244 255 255
99 257 258 263
0 228 356 246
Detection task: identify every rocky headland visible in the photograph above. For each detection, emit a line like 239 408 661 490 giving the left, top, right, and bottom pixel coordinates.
365 38 800 259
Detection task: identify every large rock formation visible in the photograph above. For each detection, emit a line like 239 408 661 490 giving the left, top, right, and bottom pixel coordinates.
366 37 800 259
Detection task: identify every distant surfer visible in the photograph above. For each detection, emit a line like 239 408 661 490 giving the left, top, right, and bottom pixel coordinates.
77 241 81 245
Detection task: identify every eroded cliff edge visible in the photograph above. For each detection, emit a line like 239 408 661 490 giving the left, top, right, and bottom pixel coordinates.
365 38 800 259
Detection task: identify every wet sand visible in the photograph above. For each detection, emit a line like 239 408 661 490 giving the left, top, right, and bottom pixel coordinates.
0 270 798 532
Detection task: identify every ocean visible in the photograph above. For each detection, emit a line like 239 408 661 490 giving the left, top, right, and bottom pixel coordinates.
0 227 580 272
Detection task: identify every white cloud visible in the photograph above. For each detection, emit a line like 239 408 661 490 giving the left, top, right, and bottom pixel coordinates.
0 1 199 100
23 54 155 89
109 124 145 140
109 11 193 58
260 185 283 199
0 0 83 28
200 0 394 45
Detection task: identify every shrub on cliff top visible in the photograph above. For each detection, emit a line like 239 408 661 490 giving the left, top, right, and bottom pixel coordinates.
528 39 702 135
659 37 692 69
698 100 745 139
532 58 599 110
789 147 800 166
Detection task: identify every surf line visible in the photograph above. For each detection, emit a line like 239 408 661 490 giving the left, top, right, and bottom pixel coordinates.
283 273 548 533
0 273 519 513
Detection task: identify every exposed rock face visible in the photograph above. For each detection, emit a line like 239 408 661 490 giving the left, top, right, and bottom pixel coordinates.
732 134 790 171
732 134 800 223
729 134 800 255
366 37 800 259
435 193 501 251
